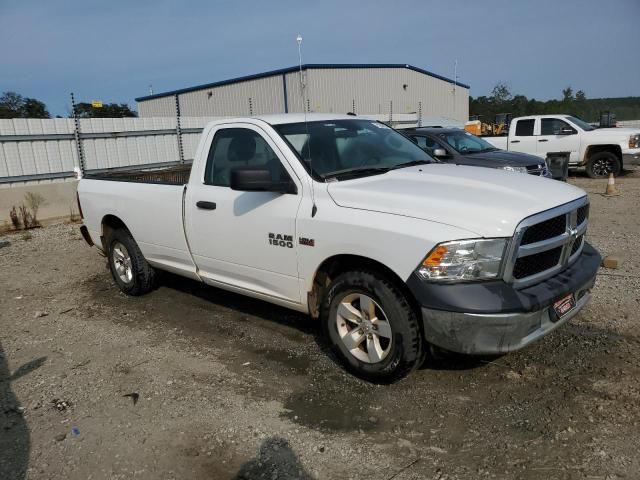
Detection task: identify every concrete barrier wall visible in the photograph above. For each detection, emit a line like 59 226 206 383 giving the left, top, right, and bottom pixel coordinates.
0 179 79 230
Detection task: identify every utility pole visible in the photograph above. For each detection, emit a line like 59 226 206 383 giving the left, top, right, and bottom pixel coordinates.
452 59 458 118
70 92 86 176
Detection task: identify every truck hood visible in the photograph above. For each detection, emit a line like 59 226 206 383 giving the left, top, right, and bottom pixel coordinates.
461 149 544 167
583 127 640 140
327 164 586 237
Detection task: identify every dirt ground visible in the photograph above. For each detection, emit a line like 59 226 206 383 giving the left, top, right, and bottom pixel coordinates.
1 169 639 480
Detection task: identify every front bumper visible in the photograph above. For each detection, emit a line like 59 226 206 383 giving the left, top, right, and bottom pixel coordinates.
409 242 600 355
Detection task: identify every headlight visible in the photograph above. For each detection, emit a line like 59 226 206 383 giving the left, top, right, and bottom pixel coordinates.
416 238 507 282
629 134 640 149
500 166 528 174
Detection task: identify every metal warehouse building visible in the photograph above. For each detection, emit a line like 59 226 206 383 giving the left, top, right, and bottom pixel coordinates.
136 64 469 122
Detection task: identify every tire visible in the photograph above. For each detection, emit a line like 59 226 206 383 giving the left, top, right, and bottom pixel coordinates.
320 270 423 383
586 152 621 178
106 228 156 296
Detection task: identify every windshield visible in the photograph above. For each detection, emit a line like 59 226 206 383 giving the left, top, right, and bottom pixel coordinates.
566 116 595 131
275 119 433 180
439 130 498 154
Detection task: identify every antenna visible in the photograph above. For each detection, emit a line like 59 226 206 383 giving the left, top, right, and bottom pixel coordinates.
296 34 317 217
296 34 306 109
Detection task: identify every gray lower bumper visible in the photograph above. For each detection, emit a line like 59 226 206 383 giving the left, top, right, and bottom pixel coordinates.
623 153 640 166
421 291 592 355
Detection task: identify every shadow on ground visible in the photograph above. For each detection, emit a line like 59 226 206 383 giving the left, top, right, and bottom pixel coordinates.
233 437 314 480
0 342 46 480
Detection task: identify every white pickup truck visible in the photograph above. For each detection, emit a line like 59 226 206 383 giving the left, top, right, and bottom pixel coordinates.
78 114 601 382
483 115 640 178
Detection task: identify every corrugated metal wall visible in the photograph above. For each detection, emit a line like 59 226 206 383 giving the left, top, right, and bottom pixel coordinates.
0 119 77 179
138 67 469 122
0 117 223 183
79 117 179 171
286 68 468 121
138 95 176 117
178 75 285 117
618 120 640 128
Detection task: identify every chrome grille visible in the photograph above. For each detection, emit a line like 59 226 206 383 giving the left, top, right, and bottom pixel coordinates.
576 204 589 226
513 247 563 279
520 214 566 245
503 197 589 288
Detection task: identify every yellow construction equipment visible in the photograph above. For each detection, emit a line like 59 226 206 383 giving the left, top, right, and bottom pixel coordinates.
465 113 512 136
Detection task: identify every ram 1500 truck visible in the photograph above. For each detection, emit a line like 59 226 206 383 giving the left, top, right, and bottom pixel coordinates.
482 115 640 178
78 114 601 382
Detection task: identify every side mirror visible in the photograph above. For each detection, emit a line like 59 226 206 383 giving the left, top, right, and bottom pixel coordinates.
230 168 297 194
559 127 576 135
432 148 448 158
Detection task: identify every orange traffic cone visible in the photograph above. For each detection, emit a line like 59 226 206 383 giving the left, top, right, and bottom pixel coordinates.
604 172 619 196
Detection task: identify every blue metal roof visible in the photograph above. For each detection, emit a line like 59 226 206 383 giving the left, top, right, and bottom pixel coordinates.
135 63 470 102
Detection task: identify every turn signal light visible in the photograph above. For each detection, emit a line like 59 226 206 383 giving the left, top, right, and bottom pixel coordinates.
423 245 448 266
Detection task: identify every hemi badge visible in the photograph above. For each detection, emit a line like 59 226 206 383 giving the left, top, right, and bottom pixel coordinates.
299 237 315 247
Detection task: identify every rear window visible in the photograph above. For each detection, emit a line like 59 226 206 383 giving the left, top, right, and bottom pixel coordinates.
514 119 535 136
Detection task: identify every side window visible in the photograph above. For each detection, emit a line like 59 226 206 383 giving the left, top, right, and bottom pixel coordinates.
412 136 427 149
204 128 288 187
514 119 535 136
411 136 439 152
541 118 572 135
424 137 439 150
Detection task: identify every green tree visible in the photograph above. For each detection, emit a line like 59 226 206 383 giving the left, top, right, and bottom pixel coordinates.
511 95 529 116
0 91 50 118
575 90 586 102
562 87 574 102
22 98 50 118
490 82 512 105
73 102 137 118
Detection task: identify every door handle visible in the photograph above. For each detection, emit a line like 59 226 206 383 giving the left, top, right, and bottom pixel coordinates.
196 201 216 210
538 139 549 142
510 140 520 143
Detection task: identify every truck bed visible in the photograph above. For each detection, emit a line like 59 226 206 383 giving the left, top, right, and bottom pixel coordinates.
84 163 192 185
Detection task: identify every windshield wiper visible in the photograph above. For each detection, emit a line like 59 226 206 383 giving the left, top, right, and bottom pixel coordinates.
388 159 432 170
324 167 390 181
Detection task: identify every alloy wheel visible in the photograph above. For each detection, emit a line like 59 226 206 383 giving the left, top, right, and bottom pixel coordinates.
335 293 393 363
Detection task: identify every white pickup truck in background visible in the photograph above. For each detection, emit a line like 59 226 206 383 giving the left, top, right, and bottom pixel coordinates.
77 114 601 382
483 115 640 178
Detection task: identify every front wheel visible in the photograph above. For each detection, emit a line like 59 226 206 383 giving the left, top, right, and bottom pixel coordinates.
320 270 423 383
586 152 621 178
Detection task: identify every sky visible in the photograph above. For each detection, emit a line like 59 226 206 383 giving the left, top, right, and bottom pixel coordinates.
1 0 639 116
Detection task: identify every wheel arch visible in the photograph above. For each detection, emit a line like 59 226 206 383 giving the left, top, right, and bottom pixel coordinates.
100 214 130 252
307 254 419 320
585 144 623 165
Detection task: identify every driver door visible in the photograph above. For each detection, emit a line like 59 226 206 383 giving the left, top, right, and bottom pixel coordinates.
185 124 303 304
536 118 581 163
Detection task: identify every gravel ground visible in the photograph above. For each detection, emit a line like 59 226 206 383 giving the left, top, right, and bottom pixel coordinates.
1 169 639 480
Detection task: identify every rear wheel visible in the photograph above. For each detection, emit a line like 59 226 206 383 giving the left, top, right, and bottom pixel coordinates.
107 228 156 296
321 270 423 383
586 152 620 178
